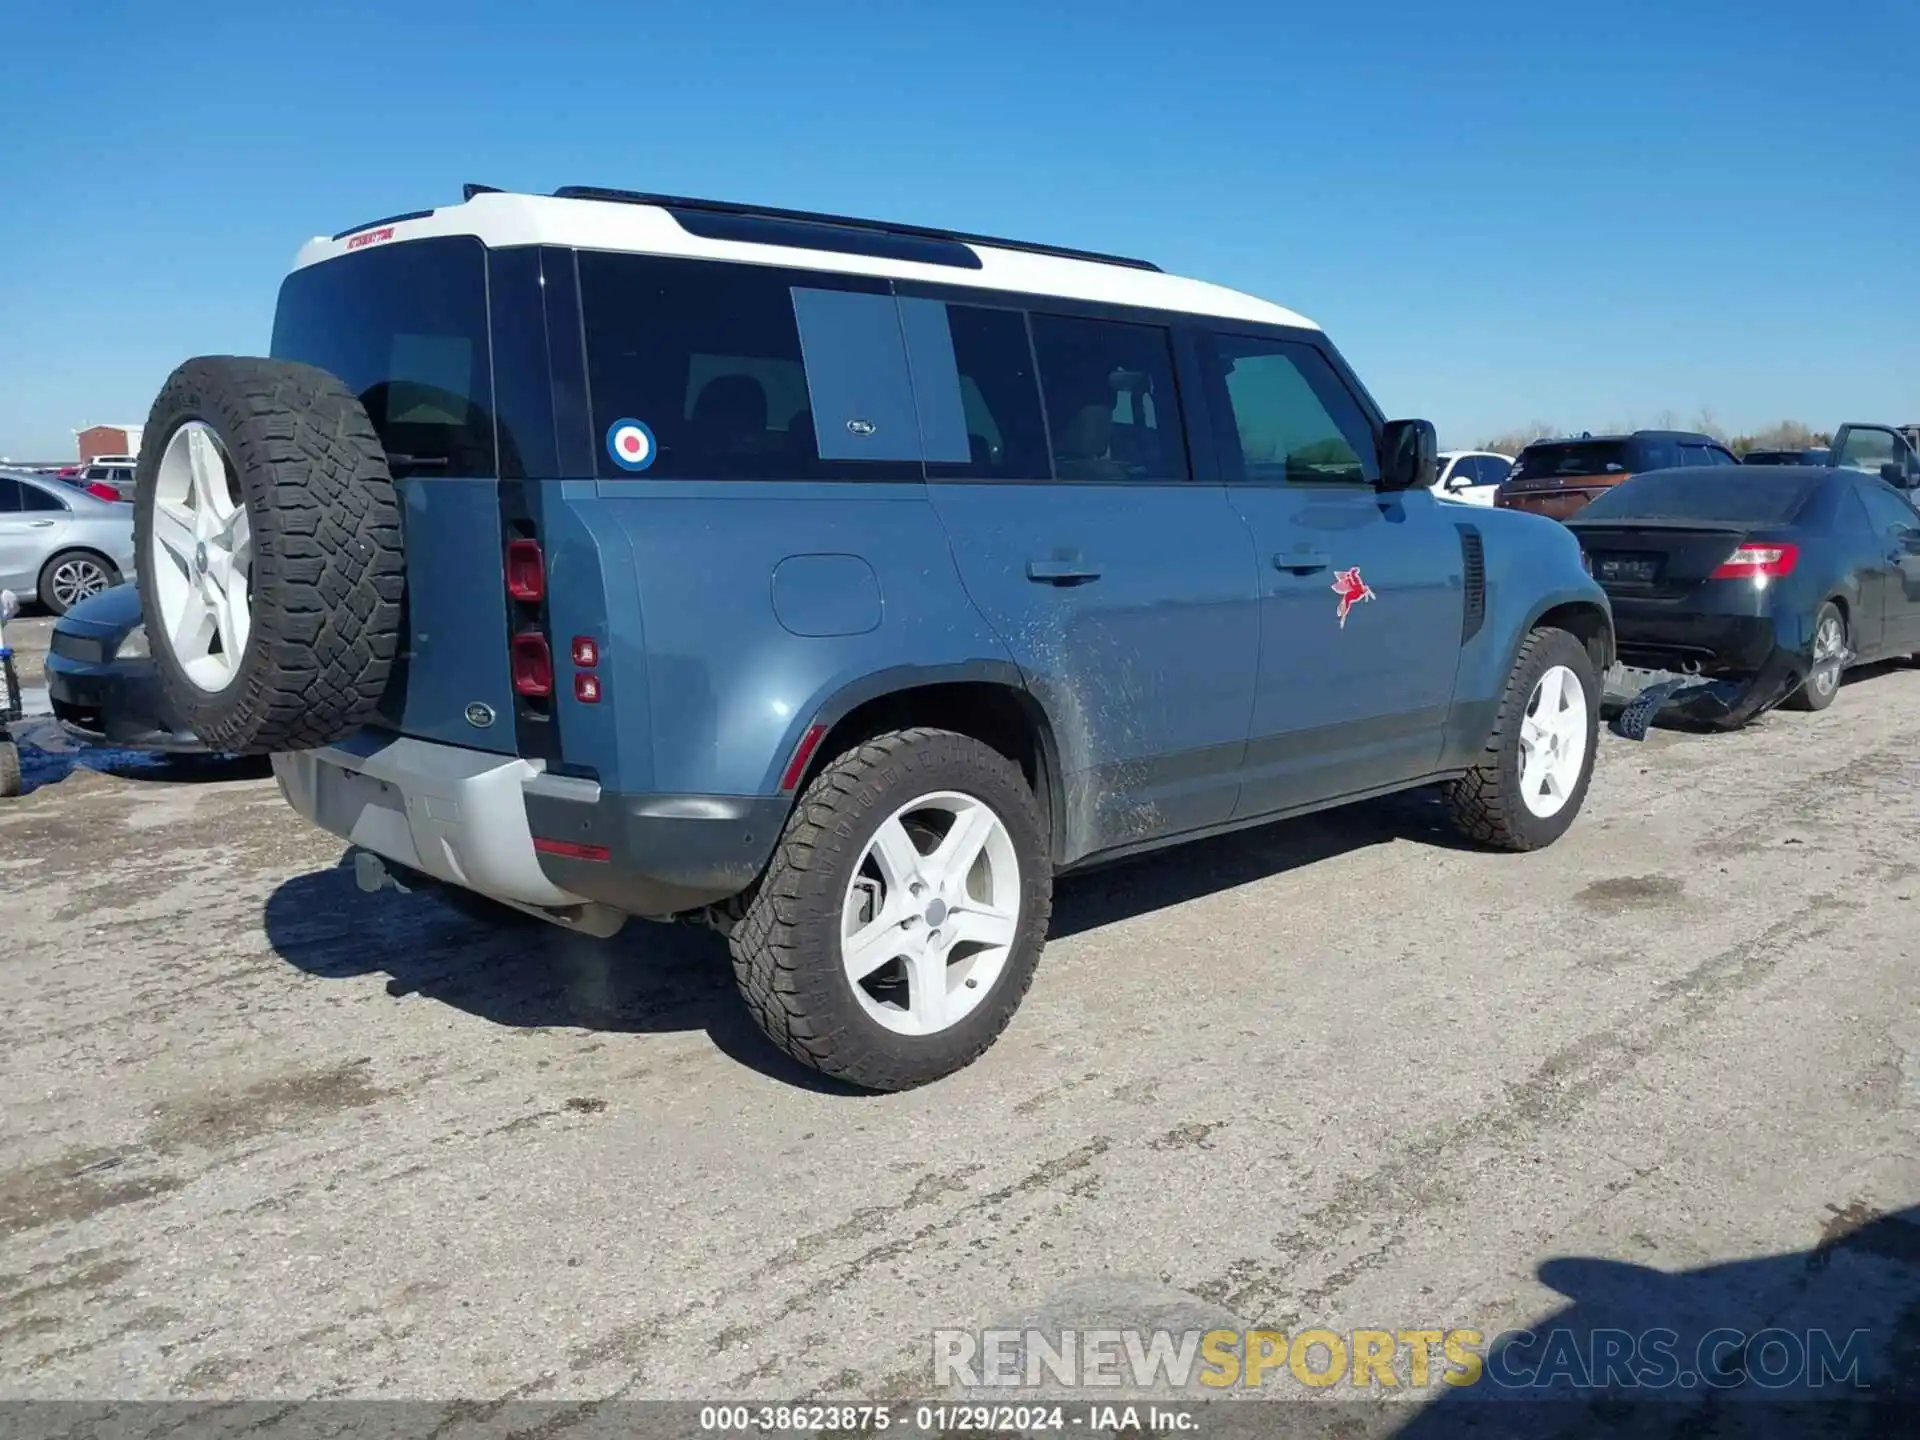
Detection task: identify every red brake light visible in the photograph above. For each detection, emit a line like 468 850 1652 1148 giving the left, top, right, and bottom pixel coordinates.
1712 543 1799 580
511 632 553 696
571 636 598 667
506 539 545 602
87 482 120 502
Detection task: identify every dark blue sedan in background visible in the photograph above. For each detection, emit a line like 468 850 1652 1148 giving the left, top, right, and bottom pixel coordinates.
45 584 206 751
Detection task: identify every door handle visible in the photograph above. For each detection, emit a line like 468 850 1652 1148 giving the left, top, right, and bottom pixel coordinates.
1273 551 1331 573
1027 558 1101 585
28 520 56 528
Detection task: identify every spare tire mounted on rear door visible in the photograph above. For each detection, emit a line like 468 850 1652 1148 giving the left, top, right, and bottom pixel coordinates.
133 356 405 754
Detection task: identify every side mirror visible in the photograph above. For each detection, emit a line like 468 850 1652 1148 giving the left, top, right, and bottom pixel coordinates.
1381 419 1439 492
1882 463 1908 488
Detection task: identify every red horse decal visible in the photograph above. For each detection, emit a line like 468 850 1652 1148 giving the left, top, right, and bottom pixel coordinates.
1330 566 1375 628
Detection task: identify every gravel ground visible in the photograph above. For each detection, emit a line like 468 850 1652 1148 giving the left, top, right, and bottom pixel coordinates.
1 615 1915 1423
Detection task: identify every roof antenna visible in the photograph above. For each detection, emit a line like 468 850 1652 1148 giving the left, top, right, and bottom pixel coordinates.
463 183 503 201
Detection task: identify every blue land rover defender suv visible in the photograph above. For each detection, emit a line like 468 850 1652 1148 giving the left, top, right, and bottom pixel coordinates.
129 186 1611 1089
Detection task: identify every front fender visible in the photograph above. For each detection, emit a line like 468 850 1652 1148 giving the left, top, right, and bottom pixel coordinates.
1443 509 1612 767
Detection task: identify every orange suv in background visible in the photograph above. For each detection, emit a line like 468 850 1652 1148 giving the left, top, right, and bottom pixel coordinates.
1495 430 1737 519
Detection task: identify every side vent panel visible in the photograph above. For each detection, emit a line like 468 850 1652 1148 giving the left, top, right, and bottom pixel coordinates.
1457 525 1486 644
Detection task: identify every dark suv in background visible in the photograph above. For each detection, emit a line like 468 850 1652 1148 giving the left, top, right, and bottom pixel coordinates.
1496 430 1737 520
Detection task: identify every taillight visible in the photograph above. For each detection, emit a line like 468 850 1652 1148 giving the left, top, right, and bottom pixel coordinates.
570 636 598 667
574 673 601 703
1712 543 1799 580
511 632 553 696
87 482 119 502
506 539 545 602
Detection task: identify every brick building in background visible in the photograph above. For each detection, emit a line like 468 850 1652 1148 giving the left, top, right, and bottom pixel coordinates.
75 424 143 462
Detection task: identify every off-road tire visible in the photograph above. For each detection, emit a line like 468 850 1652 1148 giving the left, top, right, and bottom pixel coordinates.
37 550 120 617
134 357 403 754
1781 602 1844 713
0 739 19 798
729 728 1053 1091
1445 626 1599 851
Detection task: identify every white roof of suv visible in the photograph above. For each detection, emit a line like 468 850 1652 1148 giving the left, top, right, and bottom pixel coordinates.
294 189 1320 332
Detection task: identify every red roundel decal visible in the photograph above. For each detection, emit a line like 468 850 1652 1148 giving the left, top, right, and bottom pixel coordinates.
606 418 656 472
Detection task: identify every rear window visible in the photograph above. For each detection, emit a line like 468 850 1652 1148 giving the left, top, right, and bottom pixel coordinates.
1510 441 1637 481
1578 469 1817 525
271 236 496 478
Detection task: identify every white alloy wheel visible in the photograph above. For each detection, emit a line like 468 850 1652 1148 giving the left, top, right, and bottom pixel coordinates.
1518 663 1589 819
148 421 251 692
840 790 1022 1037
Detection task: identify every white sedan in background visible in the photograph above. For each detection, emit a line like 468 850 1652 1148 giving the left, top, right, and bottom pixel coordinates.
0 470 136 615
1435 450 1514 506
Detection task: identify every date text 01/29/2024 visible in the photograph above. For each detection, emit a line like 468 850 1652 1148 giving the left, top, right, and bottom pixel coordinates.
697 1403 1198 1432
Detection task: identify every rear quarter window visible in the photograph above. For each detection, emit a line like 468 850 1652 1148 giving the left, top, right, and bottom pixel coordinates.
577 253 921 483
270 236 497 478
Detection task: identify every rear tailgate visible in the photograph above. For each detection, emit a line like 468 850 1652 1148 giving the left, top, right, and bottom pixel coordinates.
271 235 519 755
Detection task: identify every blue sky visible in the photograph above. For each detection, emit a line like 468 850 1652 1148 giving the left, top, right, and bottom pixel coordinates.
2 0 1914 459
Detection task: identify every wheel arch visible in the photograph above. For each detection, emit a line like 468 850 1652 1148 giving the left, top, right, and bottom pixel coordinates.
786 663 1063 859
1526 596 1614 676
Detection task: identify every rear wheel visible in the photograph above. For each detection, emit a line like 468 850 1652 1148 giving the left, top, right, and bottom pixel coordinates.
729 728 1052 1091
38 551 119 617
1446 627 1599 851
1782 602 1845 712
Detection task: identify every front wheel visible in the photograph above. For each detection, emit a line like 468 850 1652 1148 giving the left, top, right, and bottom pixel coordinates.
729 728 1053 1091
1781 602 1845 712
1446 627 1600 851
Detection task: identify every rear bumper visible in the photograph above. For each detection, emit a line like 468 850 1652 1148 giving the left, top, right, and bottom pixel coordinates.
1606 608 1780 675
273 733 788 925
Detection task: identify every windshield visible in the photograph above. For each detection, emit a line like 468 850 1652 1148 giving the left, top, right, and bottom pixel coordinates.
1510 440 1635 481
1578 469 1816 526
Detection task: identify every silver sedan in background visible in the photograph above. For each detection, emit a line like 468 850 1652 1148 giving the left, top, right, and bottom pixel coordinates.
0 470 137 615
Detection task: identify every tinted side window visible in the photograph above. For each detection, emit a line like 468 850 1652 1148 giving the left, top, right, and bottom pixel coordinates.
1030 314 1188 483
1480 455 1513 485
0 478 19 512
578 253 918 483
271 236 496 478
1205 335 1376 485
18 482 67 512
1859 482 1920 533
915 303 1051 479
1708 446 1737 466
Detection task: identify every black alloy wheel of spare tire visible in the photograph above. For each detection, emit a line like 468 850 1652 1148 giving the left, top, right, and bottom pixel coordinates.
134 357 404 754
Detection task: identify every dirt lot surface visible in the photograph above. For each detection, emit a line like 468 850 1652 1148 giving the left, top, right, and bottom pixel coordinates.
2 613 1916 1420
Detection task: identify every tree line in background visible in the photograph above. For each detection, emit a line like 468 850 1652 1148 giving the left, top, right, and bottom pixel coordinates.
1477 412 1833 459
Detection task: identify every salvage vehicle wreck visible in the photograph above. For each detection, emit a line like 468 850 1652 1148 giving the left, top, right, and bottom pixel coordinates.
1569 463 1920 736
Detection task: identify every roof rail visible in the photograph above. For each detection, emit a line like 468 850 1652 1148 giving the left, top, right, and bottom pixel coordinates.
548 186 1162 272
